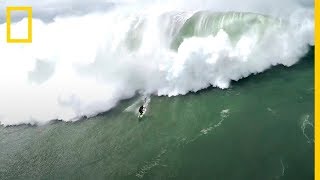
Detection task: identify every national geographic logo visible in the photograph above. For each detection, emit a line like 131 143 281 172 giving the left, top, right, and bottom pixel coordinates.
6 6 32 43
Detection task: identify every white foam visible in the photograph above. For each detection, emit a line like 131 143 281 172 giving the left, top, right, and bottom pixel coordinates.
0 1 314 126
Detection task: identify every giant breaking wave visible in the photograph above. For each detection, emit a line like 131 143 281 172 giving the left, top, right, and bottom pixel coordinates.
0 1 314 125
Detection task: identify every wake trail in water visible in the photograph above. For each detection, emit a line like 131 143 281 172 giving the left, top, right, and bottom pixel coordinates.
0 0 314 125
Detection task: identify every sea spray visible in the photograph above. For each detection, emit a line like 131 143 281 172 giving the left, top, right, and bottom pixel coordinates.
0 1 314 125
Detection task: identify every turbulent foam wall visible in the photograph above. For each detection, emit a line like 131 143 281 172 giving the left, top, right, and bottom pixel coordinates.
0 0 314 125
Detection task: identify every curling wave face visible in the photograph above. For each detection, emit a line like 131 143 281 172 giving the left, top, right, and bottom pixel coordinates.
0 3 314 125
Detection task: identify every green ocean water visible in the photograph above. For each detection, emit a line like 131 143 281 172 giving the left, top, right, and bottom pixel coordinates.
0 47 314 179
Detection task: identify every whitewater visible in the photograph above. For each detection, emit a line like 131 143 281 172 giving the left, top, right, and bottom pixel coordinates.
0 0 314 125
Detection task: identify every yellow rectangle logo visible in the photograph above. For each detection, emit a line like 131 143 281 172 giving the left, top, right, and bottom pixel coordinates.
6 6 32 43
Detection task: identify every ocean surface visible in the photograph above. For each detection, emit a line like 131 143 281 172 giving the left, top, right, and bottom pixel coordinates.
0 47 314 179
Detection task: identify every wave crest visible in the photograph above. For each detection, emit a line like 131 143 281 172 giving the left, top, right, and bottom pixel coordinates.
0 7 314 125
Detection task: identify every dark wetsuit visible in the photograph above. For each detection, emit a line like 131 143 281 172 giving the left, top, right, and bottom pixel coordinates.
139 106 144 115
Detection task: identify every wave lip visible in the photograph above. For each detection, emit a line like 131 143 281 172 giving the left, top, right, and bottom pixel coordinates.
171 11 280 50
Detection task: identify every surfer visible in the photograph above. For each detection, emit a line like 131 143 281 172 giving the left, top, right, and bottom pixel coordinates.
138 96 149 118
138 105 144 116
